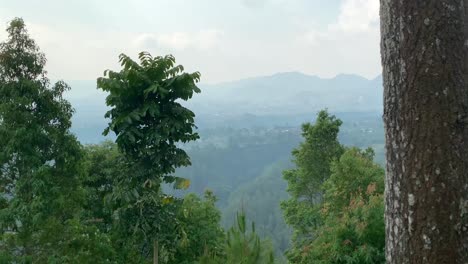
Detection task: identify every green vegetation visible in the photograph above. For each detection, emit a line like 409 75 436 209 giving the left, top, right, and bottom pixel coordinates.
281 110 344 261
200 211 274 264
97 49 202 261
173 191 225 263
1 18 385 263
281 111 385 263
0 18 112 263
305 148 385 263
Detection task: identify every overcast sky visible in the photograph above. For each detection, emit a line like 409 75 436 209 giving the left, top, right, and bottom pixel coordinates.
0 0 380 84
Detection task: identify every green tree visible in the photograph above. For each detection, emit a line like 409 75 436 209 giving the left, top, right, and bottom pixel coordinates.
0 18 112 263
304 148 385 263
200 211 274 264
82 141 123 231
173 191 225 263
224 211 274 264
281 110 343 262
97 51 201 263
81 141 142 263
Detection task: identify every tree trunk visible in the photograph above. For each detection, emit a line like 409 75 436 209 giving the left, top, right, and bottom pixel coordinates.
380 0 468 263
153 240 158 264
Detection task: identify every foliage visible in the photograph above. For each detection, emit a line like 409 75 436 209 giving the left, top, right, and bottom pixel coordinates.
0 17 112 262
98 52 200 178
81 142 143 263
173 191 225 263
283 110 344 203
82 141 230 263
82 141 124 230
200 211 275 264
303 148 385 263
281 110 344 261
224 211 274 264
97 51 201 261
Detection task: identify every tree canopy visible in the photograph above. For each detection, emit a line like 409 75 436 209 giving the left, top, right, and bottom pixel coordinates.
0 17 112 263
97 51 202 262
281 110 344 261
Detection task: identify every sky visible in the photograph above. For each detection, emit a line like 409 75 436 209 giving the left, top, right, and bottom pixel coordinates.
0 0 380 84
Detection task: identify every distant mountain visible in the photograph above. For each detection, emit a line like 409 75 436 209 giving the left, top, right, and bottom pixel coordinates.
63 72 383 143
186 72 383 116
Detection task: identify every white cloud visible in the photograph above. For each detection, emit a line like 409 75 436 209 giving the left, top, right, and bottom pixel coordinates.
331 0 379 33
158 32 193 50
134 30 224 51
294 0 381 79
133 33 159 50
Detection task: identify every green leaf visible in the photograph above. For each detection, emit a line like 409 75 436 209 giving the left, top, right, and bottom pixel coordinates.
174 177 190 190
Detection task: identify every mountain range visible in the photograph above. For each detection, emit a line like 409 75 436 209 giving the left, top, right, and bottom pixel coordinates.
64 72 383 143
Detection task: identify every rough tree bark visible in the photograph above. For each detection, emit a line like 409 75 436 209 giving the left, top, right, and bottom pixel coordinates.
381 0 468 263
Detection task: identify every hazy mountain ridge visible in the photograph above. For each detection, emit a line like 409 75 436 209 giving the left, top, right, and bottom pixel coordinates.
64 72 383 143
186 72 383 116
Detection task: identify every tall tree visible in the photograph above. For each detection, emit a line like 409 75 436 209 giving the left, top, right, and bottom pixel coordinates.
0 18 93 262
381 1 468 263
0 18 116 263
305 148 385 264
98 52 201 263
281 110 343 262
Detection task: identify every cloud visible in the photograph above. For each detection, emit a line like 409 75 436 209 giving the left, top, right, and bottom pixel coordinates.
297 0 379 45
133 33 159 50
241 0 270 9
158 32 192 50
294 0 380 78
331 0 379 33
133 30 224 51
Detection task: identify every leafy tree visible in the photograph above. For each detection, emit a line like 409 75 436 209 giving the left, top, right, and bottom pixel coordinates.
281 110 343 261
97 51 201 262
303 148 385 263
81 141 143 263
0 18 112 262
173 191 225 263
82 141 228 263
82 141 124 231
